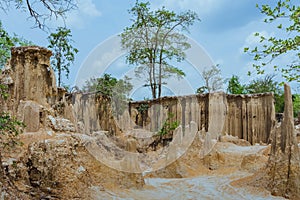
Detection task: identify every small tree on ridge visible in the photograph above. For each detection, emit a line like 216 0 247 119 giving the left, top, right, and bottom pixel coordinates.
48 27 78 87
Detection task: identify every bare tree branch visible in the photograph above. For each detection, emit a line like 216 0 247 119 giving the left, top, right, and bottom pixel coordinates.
0 0 77 30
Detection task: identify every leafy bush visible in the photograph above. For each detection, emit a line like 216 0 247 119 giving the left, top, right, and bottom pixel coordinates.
83 73 132 97
0 83 24 147
293 94 300 117
157 113 179 137
137 103 149 114
0 112 24 148
227 75 246 94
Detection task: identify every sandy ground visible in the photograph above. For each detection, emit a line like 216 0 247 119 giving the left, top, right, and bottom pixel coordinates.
89 143 285 200
90 173 285 200
12 131 298 199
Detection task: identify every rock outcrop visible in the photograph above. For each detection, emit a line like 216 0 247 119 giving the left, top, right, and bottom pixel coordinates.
263 84 300 199
236 84 300 199
1 46 57 114
146 123 269 178
2 133 144 199
0 46 145 199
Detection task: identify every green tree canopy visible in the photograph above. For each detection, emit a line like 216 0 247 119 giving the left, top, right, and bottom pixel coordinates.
48 27 78 87
226 74 285 113
120 1 199 99
292 94 300 117
83 73 132 97
83 73 133 116
227 75 246 94
245 0 299 84
226 74 285 101
246 74 281 94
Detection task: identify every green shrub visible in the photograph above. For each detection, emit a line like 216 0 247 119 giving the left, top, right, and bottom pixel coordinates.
157 113 179 137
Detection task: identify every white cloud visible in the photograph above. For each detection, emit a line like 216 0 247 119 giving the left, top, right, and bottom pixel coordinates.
77 0 102 17
237 19 296 84
152 0 227 16
234 15 277 55
238 15 290 55
54 0 101 29
244 31 274 48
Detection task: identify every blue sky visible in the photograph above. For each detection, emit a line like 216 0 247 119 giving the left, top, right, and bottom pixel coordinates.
1 0 298 96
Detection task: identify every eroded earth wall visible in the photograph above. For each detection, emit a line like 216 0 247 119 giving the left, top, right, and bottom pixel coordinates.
1 46 57 114
1 46 275 143
0 46 145 199
0 45 282 199
129 92 274 144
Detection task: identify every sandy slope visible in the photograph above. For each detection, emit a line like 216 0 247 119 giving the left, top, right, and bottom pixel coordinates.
91 173 285 200
89 143 286 200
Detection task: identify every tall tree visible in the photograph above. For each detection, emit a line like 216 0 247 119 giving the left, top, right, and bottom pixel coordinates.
0 21 14 68
0 0 76 29
120 1 199 99
244 0 299 84
48 27 78 87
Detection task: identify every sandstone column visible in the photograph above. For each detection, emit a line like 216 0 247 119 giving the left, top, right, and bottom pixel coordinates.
265 83 300 199
4 46 57 113
207 92 227 139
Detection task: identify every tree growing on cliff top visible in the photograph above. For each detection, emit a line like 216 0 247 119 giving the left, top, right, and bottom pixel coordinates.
48 27 78 87
120 1 199 99
246 74 284 113
83 73 133 116
244 0 299 84
83 73 133 97
226 74 287 113
0 0 76 30
227 75 246 94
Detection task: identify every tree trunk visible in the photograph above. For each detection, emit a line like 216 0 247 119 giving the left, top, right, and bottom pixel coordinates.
150 83 156 99
158 48 163 98
58 69 61 87
150 62 157 99
57 51 62 87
